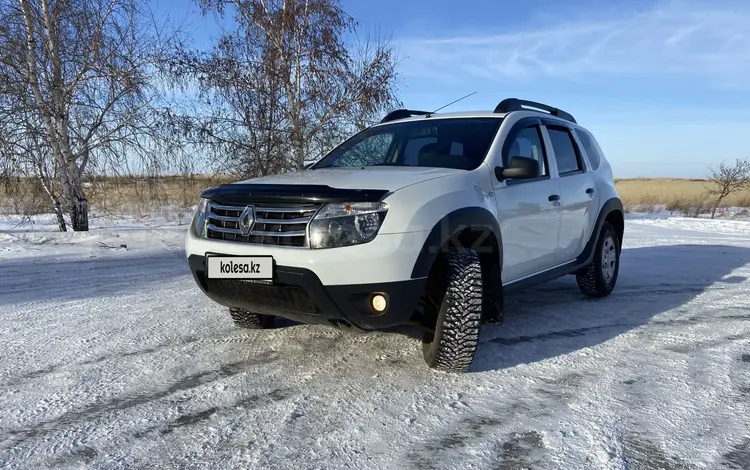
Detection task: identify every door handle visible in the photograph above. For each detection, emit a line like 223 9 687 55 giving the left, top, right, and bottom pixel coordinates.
548 194 560 202
586 188 595 195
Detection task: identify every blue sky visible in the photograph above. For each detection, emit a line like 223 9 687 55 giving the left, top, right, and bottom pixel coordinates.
152 0 750 178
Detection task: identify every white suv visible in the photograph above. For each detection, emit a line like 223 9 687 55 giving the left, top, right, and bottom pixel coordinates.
185 98 624 372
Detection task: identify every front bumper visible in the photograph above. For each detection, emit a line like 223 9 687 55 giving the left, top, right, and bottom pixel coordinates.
185 229 431 286
187 255 426 331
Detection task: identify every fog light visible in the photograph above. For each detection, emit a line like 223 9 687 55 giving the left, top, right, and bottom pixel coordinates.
371 294 387 312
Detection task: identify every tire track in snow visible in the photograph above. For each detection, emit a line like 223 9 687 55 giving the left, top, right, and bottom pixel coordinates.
0 352 281 466
0 252 187 308
487 310 749 348
0 248 184 269
4 310 344 389
721 438 750 469
0 282 198 387
3 223 750 468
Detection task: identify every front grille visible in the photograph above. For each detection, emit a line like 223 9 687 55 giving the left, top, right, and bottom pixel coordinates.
206 202 319 247
206 279 318 314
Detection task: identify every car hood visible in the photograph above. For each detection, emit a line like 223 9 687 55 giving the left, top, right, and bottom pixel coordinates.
233 167 463 192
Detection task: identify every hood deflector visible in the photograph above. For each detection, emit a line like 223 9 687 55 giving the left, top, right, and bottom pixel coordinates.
201 183 390 206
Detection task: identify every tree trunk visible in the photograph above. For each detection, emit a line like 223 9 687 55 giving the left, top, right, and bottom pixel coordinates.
68 168 89 231
711 196 723 219
291 125 305 170
52 196 67 232
58 161 89 231
69 195 89 231
36 166 68 232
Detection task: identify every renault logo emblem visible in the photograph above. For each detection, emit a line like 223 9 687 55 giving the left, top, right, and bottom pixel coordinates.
238 206 256 236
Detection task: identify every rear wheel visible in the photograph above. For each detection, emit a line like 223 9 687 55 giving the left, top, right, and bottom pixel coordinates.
229 308 275 329
421 249 484 373
576 221 620 297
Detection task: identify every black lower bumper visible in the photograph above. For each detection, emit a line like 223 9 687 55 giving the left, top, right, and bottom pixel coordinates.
187 255 426 331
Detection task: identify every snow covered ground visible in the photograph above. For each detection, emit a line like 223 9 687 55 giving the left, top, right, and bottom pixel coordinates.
0 211 189 260
0 213 749 469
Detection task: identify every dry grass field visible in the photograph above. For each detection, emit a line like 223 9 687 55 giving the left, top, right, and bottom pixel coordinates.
615 178 750 216
0 174 234 221
2 175 750 220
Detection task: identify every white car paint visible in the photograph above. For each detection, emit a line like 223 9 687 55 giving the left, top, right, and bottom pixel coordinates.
186 108 620 288
494 177 563 281
377 165 496 235
232 166 465 192
185 229 431 286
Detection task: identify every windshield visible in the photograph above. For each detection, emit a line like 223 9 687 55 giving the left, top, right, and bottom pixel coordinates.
311 117 503 171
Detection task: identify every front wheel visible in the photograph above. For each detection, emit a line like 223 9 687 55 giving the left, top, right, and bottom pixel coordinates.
576 221 620 297
422 249 484 373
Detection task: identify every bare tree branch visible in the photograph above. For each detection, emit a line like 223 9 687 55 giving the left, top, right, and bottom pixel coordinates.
705 158 750 219
163 0 401 179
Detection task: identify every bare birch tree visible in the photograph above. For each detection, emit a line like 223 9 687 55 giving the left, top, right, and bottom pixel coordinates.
705 158 750 219
166 0 401 178
0 0 179 231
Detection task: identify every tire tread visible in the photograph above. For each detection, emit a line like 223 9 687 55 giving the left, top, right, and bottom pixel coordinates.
425 249 484 373
576 221 620 297
229 308 274 329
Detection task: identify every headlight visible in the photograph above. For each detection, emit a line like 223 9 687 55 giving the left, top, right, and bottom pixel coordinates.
309 202 388 249
191 198 209 237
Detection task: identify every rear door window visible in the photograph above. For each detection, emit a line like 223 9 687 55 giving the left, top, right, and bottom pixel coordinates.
547 126 584 175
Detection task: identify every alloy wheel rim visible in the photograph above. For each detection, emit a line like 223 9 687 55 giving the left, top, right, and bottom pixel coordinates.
601 235 617 282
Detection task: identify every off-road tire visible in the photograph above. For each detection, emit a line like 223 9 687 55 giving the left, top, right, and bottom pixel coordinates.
422 249 484 373
576 221 620 297
229 308 275 329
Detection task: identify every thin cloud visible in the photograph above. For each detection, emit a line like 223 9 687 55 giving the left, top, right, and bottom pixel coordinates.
396 0 750 89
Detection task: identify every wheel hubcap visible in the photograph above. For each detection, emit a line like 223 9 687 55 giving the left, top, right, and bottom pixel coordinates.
601 235 617 282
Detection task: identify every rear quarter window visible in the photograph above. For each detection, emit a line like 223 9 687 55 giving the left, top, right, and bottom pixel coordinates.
575 129 602 170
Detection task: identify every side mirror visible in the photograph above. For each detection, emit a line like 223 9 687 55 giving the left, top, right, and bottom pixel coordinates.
494 156 540 181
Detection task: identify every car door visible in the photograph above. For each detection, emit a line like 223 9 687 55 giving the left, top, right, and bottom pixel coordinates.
493 118 562 283
542 123 599 264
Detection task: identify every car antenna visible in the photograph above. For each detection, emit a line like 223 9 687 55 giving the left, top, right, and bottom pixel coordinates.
425 91 477 118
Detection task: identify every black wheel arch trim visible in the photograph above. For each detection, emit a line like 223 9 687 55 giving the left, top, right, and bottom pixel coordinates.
577 196 624 267
410 206 503 279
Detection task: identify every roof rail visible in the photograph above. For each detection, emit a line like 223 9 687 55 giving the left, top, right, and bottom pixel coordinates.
493 98 576 124
380 109 431 123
